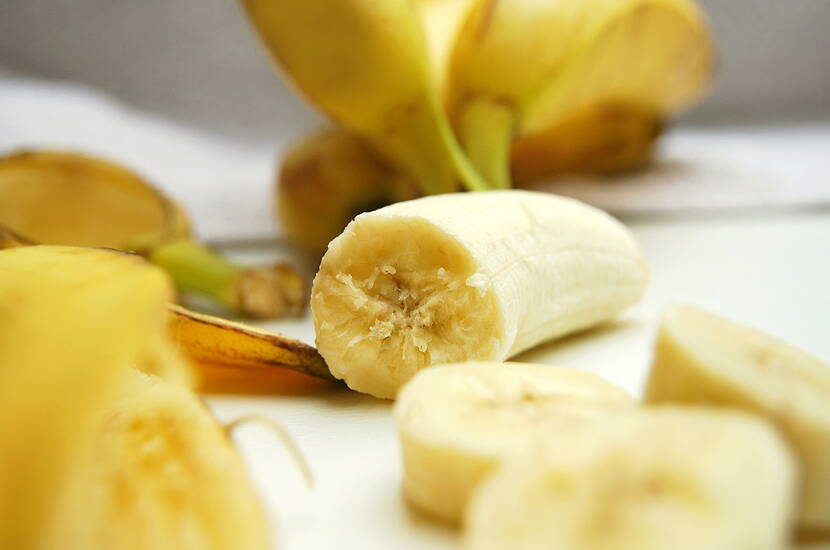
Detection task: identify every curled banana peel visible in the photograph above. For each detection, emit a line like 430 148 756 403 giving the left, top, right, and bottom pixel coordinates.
447 0 714 188
241 0 489 194
0 150 306 319
169 304 338 395
277 127 420 256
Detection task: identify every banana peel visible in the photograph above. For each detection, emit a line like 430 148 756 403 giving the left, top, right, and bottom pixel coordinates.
0 235 335 395
277 127 420 256
169 305 337 394
0 150 306 319
447 0 713 187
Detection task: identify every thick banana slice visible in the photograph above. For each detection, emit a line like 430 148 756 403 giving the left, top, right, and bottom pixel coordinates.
645 305 830 531
394 362 635 523
465 408 795 550
57 370 269 550
311 190 648 398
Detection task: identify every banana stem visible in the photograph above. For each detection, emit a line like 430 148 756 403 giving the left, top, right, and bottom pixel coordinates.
458 98 516 190
149 239 307 319
391 98 490 195
150 239 240 307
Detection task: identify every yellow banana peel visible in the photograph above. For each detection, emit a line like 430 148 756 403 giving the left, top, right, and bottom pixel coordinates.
241 0 488 194
445 0 713 187
0 150 306 319
277 127 419 255
169 304 337 394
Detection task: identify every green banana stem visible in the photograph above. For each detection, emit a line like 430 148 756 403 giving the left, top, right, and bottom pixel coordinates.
149 239 306 319
387 99 490 195
458 98 515 190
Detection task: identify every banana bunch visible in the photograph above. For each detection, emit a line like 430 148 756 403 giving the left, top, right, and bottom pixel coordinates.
241 0 713 252
0 245 274 549
0 150 305 319
311 190 649 399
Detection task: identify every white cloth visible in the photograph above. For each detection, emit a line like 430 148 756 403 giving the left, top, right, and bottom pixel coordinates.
1 75 828 242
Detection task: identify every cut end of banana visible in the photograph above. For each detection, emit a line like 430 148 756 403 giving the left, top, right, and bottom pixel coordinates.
646 304 830 530
312 216 505 399
395 362 634 523
464 407 796 550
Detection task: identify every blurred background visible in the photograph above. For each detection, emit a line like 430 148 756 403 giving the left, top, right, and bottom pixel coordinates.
1 0 828 240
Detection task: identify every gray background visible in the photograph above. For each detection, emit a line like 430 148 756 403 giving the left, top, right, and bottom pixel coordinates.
0 0 828 141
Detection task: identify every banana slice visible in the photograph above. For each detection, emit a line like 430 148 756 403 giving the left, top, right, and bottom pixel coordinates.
645 305 830 531
394 362 635 523
57 370 269 550
465 407 795 550
311 190 648 398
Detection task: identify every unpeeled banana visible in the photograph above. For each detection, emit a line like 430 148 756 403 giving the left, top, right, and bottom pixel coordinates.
448 0 713 187
242 0 487 194
645 305 830 533
0 150 305 319
276 127 418 256
311 190 648 398
465 407 795 550
395 362 635 523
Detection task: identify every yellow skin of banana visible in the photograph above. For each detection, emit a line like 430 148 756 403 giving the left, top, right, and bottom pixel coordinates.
0 151 305 319
241 0 488 194
0 246 269 550
447 0 714 187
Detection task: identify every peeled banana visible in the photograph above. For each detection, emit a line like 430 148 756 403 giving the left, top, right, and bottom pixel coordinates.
395 362 634 523
465 407 795 550
645 305 830 533
58 370 270 550
242 0 487 194
447 0 713 187
0 245 185 546
0 150 305 319
311 190 648 398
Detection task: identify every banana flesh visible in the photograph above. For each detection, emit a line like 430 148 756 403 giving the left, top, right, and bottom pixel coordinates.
395 362 635 523
311 190 648 398
465 407 795 550
0 245 185 547
58 370 269 550
645 305 830 532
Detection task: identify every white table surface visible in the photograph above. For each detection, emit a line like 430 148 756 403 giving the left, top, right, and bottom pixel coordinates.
206 209 830 550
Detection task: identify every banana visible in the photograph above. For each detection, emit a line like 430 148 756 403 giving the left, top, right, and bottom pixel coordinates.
0 245 273 549
277 127 419 256
0 150 305 319
57 370 269 550
241 0 488 194
0 245 187 546
447 0 713 187
414 0 477 97
169 304 337 393
644 305 830 533
311 190 649 399
394 361 635 523
465 407 795 550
